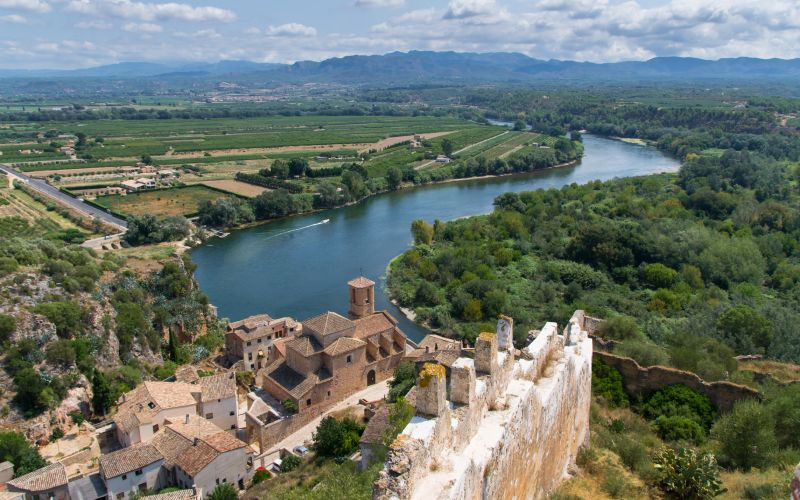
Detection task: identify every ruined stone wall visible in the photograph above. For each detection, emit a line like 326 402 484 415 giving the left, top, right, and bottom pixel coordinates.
373 311 593 500
594 351 760 412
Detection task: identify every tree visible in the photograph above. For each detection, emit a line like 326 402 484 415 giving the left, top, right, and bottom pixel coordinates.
382 398 414 447
282 399 298 413
287 158 309 178
410 219 434 245
312 416 363 457
388 362 415 402
315 182 340 208
513 119 526 131
207 483 237 500
0 431 47 477
386 167 403 191
251 468 271 484
341 170 366 199
642 263 678 289
45 340 76 368
270 160 290 179
441 138 454 157
140 154 152 165
711 399 777 470
653 447 725 499
715 305 774 354
33 302 83 339
92 371 113 416
281 453 301 472
0 313 15 343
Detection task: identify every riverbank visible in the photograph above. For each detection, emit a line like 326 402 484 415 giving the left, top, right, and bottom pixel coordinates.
205 158 582 237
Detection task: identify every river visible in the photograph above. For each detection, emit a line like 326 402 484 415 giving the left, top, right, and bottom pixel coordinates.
191 134 680 343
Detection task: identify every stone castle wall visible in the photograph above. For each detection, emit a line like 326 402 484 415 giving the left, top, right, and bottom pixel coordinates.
594 351 760 412
373 310 593 500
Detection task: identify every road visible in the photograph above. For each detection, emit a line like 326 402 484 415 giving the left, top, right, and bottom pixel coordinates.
262 380 390 457
0 164 128 230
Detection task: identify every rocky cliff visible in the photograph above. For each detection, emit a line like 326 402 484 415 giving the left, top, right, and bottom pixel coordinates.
373 310 593 500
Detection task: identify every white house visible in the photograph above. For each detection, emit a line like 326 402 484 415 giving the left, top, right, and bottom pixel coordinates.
113 381 198 447
99 444 165 500
195 373 238 433
150 416 254 498
6 463 69 500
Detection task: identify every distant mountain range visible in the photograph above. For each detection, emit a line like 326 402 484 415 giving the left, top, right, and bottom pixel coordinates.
2 51 800 83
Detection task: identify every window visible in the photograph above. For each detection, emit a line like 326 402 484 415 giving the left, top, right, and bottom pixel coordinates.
248 352 252 361
138 484 146 493
250 363 254 369
231 424 236 430
257 338 261 343
222 479 227 483
147 402 155 409
206 413 214 419
229 411 235 416
246 341 251 346
121 474 127 480
117 493 124 499
327 391 331 397
152 424 159 433
216 479 220 485
346 354 352 364
306 399 312 406
135 470 143 476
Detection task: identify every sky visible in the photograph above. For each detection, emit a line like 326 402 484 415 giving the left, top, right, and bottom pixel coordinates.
0 0 799 69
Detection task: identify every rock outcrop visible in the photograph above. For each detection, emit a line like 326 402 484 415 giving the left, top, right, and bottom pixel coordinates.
373 310 593 500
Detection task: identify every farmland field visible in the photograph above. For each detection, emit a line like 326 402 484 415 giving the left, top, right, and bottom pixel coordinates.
199 180 269 198
94 185 227 217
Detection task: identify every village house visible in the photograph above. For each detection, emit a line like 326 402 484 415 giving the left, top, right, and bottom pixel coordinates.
99 444 165 500
112 374 238 447
259 277 408 413
225 315 300 372
6 463 69 500
435 155 451 163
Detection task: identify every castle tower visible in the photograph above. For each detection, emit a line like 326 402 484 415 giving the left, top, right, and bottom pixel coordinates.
348 276 375 319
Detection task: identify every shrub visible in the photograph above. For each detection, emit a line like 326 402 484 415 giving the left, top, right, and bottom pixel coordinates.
643 263 679 289
653 447 725 499
0 313 16 342
33 302 84 338
640 385 716 431
0 431 48 476
312 416 365 458
387 362 415 403
251 468 271 485
69 411 85 426
281 399 298 414
49 428 64 441
711 399 777 470
592 358 628 407
281 453 301 472
597 315 643 341
652 415 706 443
207 483 237 500
615 340 669 367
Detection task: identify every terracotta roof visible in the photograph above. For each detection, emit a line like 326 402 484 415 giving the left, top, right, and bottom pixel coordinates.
418 334 460 352
164 415 221 441
360 405 390 445
99 444 163 480
265 362 316 399
145 489 197 500
175 366 200 383
203 431 246 453
174 441 217 477
353 311 397 340
151 428 193 469
228 314 273 332
113 381 197 432
7 463 67 493
415 349 461 368
348 276 375 288
323 336 366 356
273 338 288 357
302 311 354 337
285 336 323 357
196 372 236 402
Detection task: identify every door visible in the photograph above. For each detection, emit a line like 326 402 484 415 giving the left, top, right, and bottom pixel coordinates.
367 369 376 386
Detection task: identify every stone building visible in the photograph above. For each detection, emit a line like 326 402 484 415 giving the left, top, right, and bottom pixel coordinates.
260 277 408 413
99 444 165 500
225 314 300 372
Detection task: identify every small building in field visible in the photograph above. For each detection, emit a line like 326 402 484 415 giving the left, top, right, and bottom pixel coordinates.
120 180 144 192
435 155 451 164
7 462 69 500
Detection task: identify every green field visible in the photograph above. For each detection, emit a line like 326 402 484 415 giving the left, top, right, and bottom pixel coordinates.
93 185 227 217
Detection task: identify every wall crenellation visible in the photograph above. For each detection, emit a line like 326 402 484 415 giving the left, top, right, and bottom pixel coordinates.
373 310 593 500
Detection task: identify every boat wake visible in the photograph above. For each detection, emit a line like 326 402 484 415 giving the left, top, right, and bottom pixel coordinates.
265 218 330 240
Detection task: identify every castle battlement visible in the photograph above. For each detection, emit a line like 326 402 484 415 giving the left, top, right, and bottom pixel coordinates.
373 311 594 500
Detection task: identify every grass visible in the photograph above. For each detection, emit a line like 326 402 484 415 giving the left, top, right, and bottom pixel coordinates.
93 185 226 217
738 359 800 383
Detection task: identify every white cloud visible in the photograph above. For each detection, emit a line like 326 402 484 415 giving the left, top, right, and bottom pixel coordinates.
443 0 497 19
354 0 404 7
0 0 49 12
66 0 236 22
122 22 162 32
244 27 261 35
266 23 317 37
0 14 27 23
75 20 112 29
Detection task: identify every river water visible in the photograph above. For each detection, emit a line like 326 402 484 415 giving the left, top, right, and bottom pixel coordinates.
191 134 679 343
